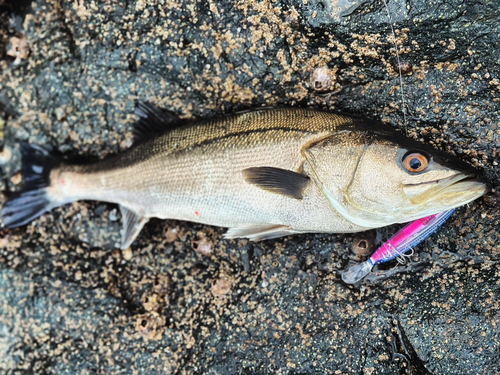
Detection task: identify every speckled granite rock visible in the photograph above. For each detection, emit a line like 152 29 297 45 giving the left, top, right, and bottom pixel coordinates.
0 0 499 374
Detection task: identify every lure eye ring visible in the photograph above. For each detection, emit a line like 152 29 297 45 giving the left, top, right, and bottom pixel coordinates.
402 152 428 173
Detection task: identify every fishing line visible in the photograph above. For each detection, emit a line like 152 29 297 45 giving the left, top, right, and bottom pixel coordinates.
378 0 415 267
381 0 408 135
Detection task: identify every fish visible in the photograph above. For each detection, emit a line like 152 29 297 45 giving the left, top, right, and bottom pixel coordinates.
0 104 490 249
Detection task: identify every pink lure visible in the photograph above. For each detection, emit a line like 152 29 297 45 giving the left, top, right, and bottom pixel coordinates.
342 209 456 284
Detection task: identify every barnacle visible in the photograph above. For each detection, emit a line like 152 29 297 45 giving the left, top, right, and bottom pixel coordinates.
164 225 180 242
0 145 12 165
142 293 160 312
309 66 337 92
283 8 299 28
352 233 375 257
191 232 213 255
211 276 232 296
135 312 165 340
121 246 133 261
6 35 30 65
152 274 171 296
397 60 413 75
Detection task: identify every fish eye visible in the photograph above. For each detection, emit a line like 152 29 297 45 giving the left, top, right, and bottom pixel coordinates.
402 152 428 173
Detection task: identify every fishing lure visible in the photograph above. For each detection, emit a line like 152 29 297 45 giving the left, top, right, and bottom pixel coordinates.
342 209 456 284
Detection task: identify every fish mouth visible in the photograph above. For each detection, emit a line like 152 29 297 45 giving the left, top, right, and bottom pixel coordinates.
403 173 491 205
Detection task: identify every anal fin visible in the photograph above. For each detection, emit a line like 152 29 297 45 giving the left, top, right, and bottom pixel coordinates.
120 205 149 249
224 224 297 241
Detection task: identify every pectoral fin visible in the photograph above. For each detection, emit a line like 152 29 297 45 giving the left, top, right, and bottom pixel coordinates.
224 224 297 241
242 167 310 199
120 205 149 249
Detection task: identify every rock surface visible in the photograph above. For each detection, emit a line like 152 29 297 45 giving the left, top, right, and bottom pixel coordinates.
0 0 499 374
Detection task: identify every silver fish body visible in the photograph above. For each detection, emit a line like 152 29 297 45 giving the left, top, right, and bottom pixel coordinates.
1 105 489 249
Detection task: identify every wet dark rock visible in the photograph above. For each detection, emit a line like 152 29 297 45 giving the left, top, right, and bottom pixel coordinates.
0 0 499 374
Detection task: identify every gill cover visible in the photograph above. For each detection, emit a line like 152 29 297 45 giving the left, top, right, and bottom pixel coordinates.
302 131 384 228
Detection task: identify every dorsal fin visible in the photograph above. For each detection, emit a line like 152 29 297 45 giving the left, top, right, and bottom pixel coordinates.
133 102 180 144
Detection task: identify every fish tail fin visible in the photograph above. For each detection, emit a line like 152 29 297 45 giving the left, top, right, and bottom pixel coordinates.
1 143 60 228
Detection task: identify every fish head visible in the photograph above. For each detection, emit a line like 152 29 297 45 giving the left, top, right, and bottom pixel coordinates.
304 122 490 228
